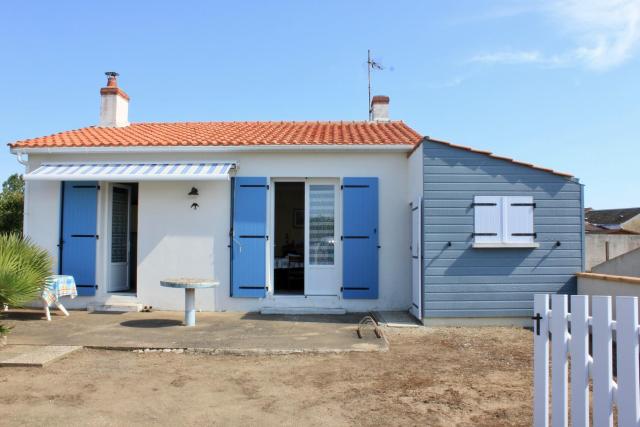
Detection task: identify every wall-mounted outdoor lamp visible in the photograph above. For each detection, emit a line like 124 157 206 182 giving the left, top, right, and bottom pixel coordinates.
188 187 199 210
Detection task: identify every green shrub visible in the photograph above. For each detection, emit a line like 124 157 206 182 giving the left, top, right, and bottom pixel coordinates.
0 324 11 337
0 174 24 235
0 233 51 307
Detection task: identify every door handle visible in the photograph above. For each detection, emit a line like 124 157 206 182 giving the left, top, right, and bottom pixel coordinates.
232 236 243 253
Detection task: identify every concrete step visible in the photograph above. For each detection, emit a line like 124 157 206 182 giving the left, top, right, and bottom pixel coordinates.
261 307 347 315
0 345 81 367
87 303 143 313
372 311 421 328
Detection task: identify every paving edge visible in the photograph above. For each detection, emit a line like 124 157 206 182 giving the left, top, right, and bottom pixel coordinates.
83 343 389 356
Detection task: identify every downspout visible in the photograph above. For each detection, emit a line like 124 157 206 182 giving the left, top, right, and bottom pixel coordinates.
15 151 29 236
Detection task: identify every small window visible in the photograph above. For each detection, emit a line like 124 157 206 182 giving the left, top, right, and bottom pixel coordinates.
473 196 538 248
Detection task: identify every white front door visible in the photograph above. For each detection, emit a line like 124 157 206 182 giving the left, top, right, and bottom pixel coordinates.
109 184 131 292
304 180 341 296
410 197 422 319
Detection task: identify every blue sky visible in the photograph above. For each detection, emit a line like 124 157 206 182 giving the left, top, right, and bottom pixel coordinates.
1 0 639 208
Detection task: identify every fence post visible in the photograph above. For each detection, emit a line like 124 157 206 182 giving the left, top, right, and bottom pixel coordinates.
592 295 614 427
570 295 589 427
534 294 550 427
551 294 568 427
616 296 640 427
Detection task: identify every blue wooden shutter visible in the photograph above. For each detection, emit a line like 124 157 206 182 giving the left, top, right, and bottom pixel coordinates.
231 177 268 298
60 181 99 296
342 177 379 299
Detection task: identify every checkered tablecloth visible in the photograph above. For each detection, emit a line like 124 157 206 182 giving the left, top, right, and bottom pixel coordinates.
42 275 78 306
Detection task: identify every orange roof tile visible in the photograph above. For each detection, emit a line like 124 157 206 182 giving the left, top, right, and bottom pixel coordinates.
9 121 422 149
422 136 575 178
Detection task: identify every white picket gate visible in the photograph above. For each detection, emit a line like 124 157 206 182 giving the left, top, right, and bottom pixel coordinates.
533 294 640 427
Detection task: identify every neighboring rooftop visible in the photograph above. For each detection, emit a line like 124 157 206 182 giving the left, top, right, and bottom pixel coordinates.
585 222 638 235
585 208 640 226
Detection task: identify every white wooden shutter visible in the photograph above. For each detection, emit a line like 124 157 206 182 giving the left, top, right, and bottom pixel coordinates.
506 196 535 244
473 196 502 244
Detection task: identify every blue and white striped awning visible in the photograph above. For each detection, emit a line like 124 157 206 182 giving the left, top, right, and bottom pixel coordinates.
25 162 236 181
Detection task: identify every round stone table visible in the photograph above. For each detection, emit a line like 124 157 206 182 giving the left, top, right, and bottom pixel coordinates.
160 278 219 326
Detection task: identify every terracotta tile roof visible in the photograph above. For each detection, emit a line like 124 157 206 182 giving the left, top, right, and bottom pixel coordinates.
422 136 575 178
9 121 422 149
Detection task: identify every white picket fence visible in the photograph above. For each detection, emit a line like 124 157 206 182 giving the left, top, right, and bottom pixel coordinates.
533 294 640 427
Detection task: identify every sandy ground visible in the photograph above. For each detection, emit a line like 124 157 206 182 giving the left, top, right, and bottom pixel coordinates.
0 327 533 426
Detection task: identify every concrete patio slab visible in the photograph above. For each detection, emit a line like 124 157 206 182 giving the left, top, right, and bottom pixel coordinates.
0 345 81 367
2 310 387 354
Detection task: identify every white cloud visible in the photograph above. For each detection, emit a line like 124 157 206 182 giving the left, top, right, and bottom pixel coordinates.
552 0 640 69
470 50 572 68
472 0 640 71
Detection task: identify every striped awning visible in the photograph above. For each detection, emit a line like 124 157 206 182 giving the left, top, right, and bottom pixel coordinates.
25 162 236 181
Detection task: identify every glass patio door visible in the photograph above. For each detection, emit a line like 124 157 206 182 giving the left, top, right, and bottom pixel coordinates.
109 184 131 292
304 180 340 296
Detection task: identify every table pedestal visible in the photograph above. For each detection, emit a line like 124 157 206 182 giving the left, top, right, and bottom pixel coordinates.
160 278 219 327
185 288 196 326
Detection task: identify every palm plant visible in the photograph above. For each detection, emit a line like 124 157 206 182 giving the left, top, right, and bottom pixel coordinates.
0 233 52 335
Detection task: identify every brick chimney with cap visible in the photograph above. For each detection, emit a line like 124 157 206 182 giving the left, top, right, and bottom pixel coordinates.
99 72 129 127
370 95 389 122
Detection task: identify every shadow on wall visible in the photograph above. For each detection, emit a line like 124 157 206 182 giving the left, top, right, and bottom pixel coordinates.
426 243 576 294
433 148 572 197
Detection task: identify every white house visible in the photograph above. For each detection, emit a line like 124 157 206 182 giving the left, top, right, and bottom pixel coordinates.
9 73 584 324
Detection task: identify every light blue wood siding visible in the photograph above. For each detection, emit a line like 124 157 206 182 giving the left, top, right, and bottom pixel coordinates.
422 140 584 318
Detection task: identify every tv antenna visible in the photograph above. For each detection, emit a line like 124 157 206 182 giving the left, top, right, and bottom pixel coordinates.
367 49 385 120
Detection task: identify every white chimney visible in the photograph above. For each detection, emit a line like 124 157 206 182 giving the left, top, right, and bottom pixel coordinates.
370 95 389 122
99 72 129 127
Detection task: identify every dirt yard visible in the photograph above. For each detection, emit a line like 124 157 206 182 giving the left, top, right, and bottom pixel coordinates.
0 327 533 426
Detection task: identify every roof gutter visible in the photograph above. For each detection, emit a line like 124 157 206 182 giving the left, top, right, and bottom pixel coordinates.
10 144 416 155
15 151 28 165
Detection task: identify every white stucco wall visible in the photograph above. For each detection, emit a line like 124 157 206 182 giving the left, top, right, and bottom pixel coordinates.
586 234 640 270
592 247 640 277
407 143 423 202
578 276 640 320
24 179 61 270
23 149 413 312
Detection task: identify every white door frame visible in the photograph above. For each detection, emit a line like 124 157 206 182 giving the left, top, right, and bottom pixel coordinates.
410 197 423 319
268 178 342 299
107 183 132 293
268 178 304 297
